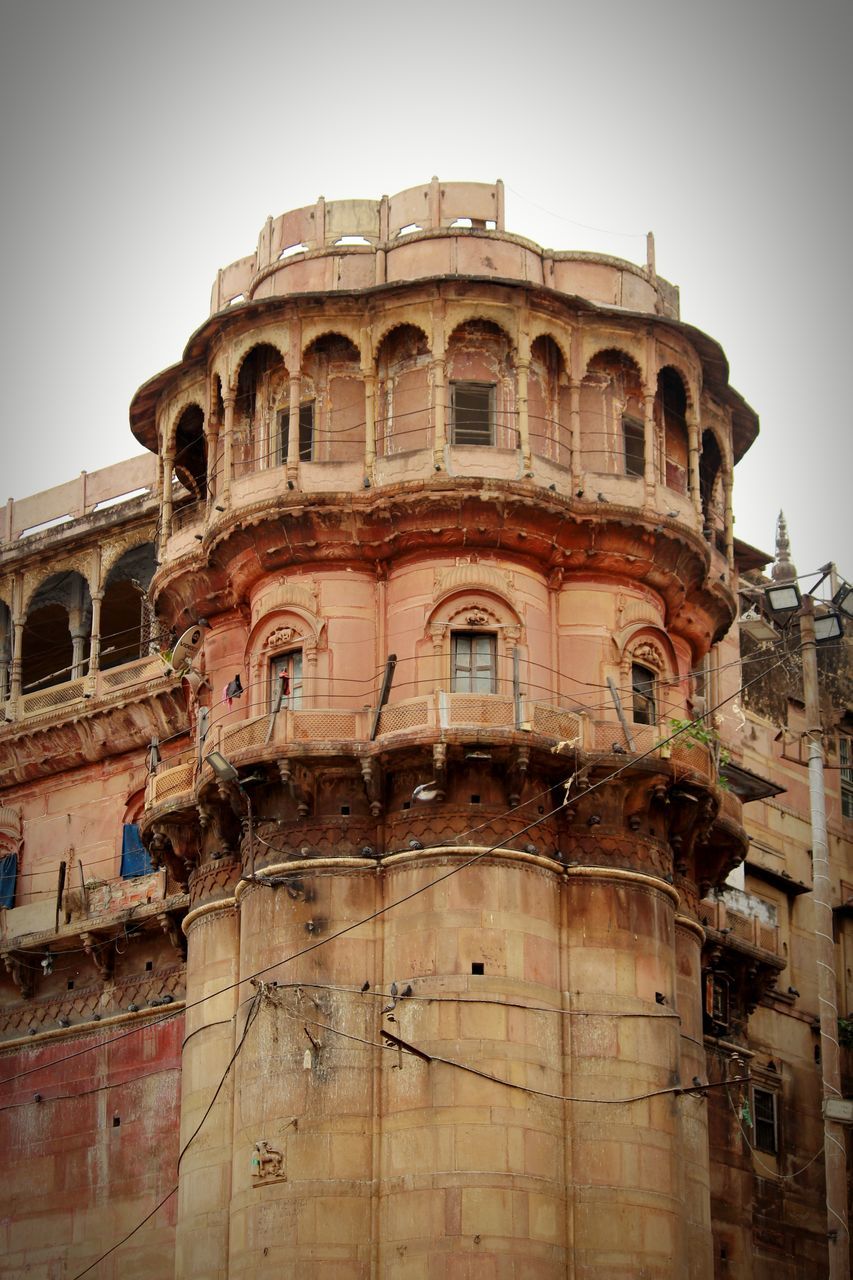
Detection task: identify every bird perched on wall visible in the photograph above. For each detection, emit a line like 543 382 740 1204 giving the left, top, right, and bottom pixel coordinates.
412 780 441 803
408 838 423 850
361 981 370 993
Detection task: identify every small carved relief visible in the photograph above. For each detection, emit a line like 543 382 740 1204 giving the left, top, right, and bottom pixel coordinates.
631 640 666 673
265 625 299 650
252 1141 287 1185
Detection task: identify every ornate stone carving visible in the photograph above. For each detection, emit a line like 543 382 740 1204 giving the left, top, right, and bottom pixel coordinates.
433 560 515 601
265 625 300 650
252 1140 287 1185
3 952 35 999
81 931 115 981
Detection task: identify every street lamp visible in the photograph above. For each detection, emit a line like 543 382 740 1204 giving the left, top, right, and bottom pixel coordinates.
832 581 853 620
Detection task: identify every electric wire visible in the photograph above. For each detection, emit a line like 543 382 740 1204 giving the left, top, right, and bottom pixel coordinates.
0 638 799 1086
67 991 262 1280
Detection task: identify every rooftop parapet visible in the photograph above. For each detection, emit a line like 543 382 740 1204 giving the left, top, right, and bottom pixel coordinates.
3 454 157 543
209 178 678 321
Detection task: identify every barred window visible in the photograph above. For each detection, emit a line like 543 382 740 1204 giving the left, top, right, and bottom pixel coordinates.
451 383 495 447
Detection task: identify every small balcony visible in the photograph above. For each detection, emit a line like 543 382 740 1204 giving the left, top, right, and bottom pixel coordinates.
143 695 730 818
10 653 172 723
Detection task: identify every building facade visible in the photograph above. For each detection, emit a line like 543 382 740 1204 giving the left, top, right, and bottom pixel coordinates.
0 180 849 1279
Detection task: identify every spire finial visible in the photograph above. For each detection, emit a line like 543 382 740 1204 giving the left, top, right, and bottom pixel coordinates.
771 510 798 583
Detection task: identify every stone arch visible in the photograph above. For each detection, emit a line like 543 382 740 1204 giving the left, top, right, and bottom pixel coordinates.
233 342 288 474
446 311 516 353
581 348 645 476
696 427 727 552
375 323 432 456
100 544 158 670
656 365 690 495
372 318 431 361
446 318 517 450
615 624 679 729
230 334 289 390
244 605 327 715
0 598 12 702
425 580 523 697
301 325 362 361
22 568 93 693
300 332 364 463
529 332 569 464
582 339 646 386
653 354 697 414
172 402 207 500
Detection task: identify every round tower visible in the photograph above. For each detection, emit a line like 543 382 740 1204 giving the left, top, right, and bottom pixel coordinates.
133 179 754 1279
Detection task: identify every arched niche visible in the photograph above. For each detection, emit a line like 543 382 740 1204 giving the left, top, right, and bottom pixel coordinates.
0 599 12 702
301 333 364 463
614 625 680 729
244 606 327 714
699 428 728 550
100 544 158 670
375 323 431 456
22 570 93 692
423 587 523 698
173 403 207 501
529 333 569 465
581 349 645 476
234 343 288 475
446 319 517 450
656 366 689 494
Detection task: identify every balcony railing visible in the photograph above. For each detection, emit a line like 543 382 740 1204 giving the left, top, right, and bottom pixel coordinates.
143 697 728 812
701 897 781 956
10 654 172 723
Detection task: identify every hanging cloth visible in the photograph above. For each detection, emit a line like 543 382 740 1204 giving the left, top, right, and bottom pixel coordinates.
120 824 153 878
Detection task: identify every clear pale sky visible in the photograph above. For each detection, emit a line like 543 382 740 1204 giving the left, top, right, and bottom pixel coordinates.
0 0 850 582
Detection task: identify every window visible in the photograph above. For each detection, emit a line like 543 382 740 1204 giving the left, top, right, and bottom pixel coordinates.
705 973 730 1028
451 382 494 446
270 650 303 710
631 663 657 725
623 417 645 477
451 632 497 693
278 402 316 464
752 1087 778 1154
841 737 853 820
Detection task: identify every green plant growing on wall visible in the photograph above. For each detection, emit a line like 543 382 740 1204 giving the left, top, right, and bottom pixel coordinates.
669 717 731 788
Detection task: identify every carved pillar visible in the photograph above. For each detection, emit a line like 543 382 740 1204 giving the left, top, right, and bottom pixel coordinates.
687 410 702 519
0 613 10 703
643 390 657 500
69 610 88 680
162 449 174 540
8 616 24 706
205 421 220 508
723 470 734 568
430 624 445 693
431 302 447 469
569 379 581 490
222 393 235 503
516 357 531 471
363 368 376 476
87 591 103 679
286 373 301 481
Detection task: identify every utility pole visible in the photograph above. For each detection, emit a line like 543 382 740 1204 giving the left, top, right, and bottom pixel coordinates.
801 597 850 1278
